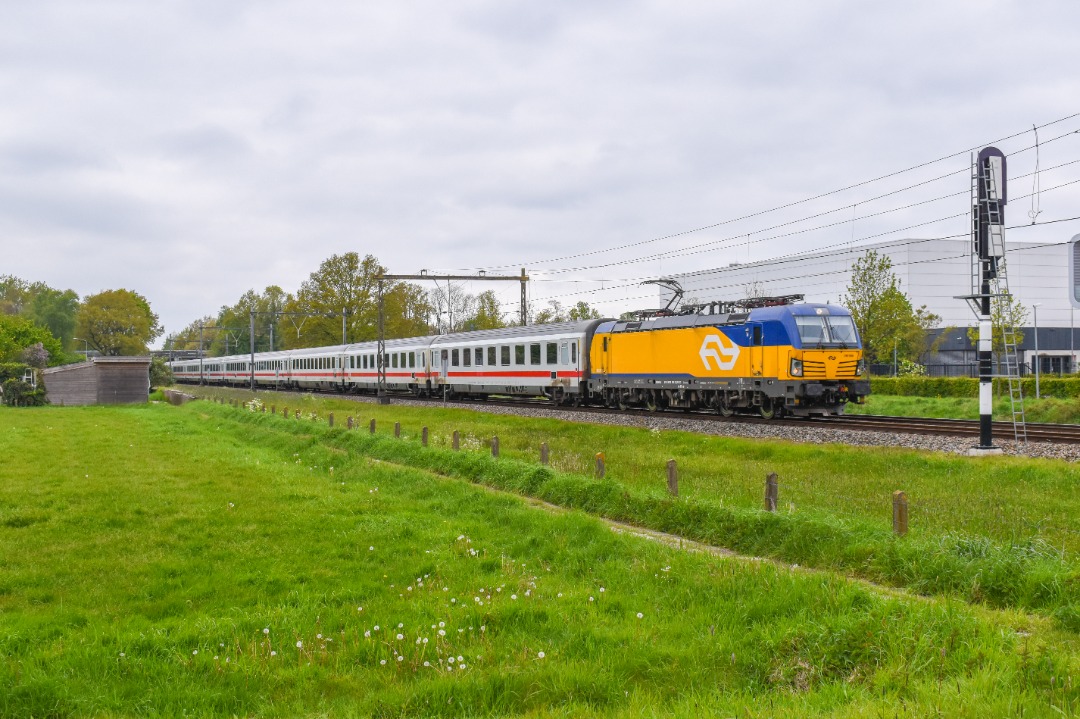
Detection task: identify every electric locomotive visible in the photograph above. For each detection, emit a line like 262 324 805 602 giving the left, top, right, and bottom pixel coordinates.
587 298 868 417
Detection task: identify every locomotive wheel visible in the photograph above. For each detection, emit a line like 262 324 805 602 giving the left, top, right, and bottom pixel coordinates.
759 399 776 420
717 399 735 417
644 392 658 412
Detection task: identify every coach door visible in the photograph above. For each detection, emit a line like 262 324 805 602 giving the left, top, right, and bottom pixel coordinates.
748 323 764 377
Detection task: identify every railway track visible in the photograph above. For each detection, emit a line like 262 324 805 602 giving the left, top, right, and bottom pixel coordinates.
325 391 1080 445
188 384 1080 445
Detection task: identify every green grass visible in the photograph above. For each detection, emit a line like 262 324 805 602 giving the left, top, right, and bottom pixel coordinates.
848 393 1080 424
2 403 1079 717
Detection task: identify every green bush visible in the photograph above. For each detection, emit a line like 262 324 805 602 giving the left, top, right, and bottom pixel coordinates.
872 375 1080 398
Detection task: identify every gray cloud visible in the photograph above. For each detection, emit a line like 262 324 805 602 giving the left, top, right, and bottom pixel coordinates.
1 0 1079 338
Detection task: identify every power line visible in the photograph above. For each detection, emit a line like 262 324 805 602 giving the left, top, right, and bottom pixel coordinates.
450 112 1080 274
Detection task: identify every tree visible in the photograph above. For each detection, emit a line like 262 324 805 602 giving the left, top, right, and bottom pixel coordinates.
286 253 384 347
0 314 64 364
842 250 940 363
568 301 602 321
533 300 566 325
75 289 163 356
966 294 1028 359
149 357 174 389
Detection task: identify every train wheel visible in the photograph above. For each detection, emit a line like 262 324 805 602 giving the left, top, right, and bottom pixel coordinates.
759 399 776 420
718 399 734 417
644 392 658 412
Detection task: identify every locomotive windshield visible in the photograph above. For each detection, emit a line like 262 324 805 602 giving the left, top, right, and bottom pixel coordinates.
795 315 859 347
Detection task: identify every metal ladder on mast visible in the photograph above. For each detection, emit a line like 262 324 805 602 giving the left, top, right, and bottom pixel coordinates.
976 162 1027 443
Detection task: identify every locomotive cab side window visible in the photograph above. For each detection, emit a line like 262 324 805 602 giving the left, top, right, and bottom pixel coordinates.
753 326 762 346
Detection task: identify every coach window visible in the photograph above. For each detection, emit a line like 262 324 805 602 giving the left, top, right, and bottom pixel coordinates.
530 343 541 365
432 351 439 368
399 352 405 368
452 349 459 367
463 349 471 367
474 348 483 366
515 345 525 365
572 342 578 364
487 347 496 366
391 354 398 369
409 352 415 369
501 346 510 366
546 342 557 365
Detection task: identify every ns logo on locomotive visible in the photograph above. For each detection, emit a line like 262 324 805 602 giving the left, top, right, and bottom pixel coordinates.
170 296 869 419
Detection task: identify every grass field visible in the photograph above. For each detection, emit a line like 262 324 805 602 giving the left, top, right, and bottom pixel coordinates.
847 393 1080 424
2 400 1078 716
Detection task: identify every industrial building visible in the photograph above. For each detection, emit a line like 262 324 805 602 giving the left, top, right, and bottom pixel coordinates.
665 236 1080 375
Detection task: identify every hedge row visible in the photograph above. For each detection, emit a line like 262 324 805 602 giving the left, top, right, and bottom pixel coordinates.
871 375 1080 398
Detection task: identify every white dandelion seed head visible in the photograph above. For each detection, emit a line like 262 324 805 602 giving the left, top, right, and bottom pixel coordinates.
557 593 563 598
537 651 545 659
296 641 303 648
451 598 456 603
317 633 323 640
263 628 270 635
398 623 403 629
396 633 404 640
374 625 380 631
438 630 446 637
637 612 644 619
439 621 445 628
599 587 605 593
270 650 277 657
397 655 403 662
589 596 594 602
192 650 198 655
422 637 428 644
424 661 430 667
511 594 517 600
380 659 386 665
364 631 371 638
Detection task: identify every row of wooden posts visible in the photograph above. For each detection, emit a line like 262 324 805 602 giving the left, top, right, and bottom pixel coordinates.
218 396 910 536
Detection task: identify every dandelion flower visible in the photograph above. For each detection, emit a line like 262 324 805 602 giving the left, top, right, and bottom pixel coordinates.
451 598 456 603
480 626 486 632
317 633 323 640
380 659 387 665
589 596 594 602
424 661 430 667
271 650 277 657
364 631 371 638
398 623 404 628
374 625 380 631
438 629 446 637
396 633 404 640
457 655 463 662
422 637 428 644
397 655 404 662
296 640 303 649
119 652 125 657
538 651 545 659
263 628 270 635
459 663 466 669
439 621 445 628
557 592 563 598
599 587 605 593
192 650 198 656
637 612 644 619
358 606 363 612
511 594 518 600
369 546 374 551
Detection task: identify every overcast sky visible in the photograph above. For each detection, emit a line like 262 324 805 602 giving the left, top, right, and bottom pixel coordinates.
3 1 1080 344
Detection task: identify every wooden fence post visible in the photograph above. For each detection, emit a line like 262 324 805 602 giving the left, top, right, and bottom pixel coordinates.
491 436 499 458
295 409 301 419
394 422 401 438
328 413 334 428
271 405 276 415
892 491 909 536
347 416 354 430
369 418 376 434
666 459 678 497
283 406 288 418
452 431 460 451
595 452 605 479
540 442 549 465
422 426 429 447
764 472 778 512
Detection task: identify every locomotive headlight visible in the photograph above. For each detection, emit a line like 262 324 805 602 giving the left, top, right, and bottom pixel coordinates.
789 358 803 377
856 359 867 375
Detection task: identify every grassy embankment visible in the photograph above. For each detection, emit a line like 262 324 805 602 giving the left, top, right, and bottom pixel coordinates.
1 402 1078 717
847 393 1080 424
189 388 1080 627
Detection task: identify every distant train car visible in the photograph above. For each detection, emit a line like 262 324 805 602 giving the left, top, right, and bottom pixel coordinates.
429 320 605 402
588 302 867 417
